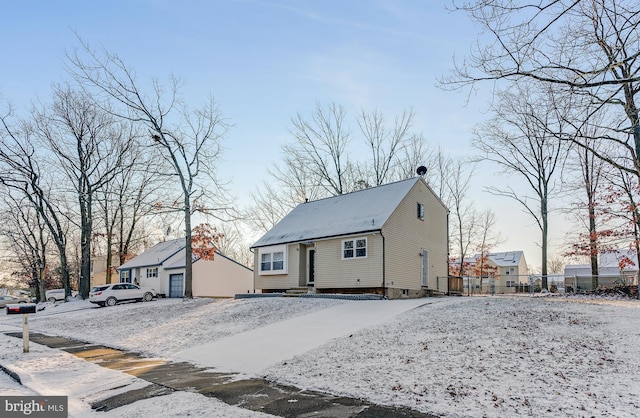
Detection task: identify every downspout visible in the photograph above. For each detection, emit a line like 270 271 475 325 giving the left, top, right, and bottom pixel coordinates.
249 247 255 293
380 230 386 299
446 210 450 294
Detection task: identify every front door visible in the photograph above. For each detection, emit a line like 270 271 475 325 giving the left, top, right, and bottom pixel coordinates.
307 248 315 285
169 273 184 298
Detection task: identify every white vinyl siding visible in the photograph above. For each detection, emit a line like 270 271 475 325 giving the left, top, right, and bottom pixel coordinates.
315 235 382 289
382 180 448 291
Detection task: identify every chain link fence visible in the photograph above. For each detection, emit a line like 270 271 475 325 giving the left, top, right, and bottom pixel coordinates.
458 273 638 295
460 274 568 295
563 274 636 293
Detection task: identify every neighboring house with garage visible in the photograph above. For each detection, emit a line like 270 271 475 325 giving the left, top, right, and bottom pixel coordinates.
250 176 449 298
117 238 254 298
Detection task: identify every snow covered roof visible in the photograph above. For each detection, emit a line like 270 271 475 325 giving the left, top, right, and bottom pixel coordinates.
564 249 639 276
453 251 525 267
563 264 626 276
251 177 423 248
119 238 252 271
488 251 524 267
118 238 185 270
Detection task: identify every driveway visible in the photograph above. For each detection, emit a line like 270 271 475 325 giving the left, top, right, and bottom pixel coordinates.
175 298 430 376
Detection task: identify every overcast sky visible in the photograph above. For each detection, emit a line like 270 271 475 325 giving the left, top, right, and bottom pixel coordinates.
1 0 572 271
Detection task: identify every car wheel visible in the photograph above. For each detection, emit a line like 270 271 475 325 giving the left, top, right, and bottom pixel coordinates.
47 297 56 303
142 292 153 302
105 297 118 307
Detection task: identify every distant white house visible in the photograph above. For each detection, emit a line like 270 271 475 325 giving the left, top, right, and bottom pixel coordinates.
451 251 530 293
564 249 639 291
117 238 254 298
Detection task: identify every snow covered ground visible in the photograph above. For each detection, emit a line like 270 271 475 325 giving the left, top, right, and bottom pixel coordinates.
1 295 639 417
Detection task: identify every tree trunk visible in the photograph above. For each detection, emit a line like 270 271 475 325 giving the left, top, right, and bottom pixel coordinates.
106 241 113 284
588 204 599 290
60 250 71 297
38 266 46 302
184 197 193 298
541 196 548 290
457 217 465 278
79 190 92 299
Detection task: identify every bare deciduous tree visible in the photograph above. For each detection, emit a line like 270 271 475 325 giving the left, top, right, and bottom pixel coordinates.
474 84 570 288
562 118 611 288
94 139 166 283
68 40 233 298
547 254 566 275
446 0 640 281
474 210 502 291
287 103 352 196
0 108 74 297
357 108 415 186
443 156 480 278
250 104 423 234
394 132 431 180
0 190 50 301
33 84 134 298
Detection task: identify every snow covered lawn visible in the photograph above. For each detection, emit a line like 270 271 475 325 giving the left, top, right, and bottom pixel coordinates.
1 295 639 417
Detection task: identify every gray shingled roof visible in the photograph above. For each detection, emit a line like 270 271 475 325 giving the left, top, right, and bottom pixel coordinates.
251 177 421 248
118 238 185 270
118 237 253 272
488 251 523 267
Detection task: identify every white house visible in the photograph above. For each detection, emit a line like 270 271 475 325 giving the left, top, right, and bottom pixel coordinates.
564 249 639 291
117 238 254 298
452 251 530 293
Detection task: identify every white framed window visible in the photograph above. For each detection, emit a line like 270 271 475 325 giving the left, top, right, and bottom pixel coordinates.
259 245 288 275
119 270 131 283
342 237 367 259
417 202 425 220
506 280 516 288
146 267 158 278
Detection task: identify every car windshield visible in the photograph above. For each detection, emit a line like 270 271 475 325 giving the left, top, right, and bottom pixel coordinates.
91 286 109 292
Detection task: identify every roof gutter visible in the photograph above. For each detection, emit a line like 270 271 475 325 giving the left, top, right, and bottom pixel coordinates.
251 228 382 250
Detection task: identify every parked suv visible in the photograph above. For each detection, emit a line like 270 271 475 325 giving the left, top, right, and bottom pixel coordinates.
45 288 78 302
89 283 156 307
0 295 32 308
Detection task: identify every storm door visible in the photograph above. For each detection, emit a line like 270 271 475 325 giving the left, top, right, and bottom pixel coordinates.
307 248 315 285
